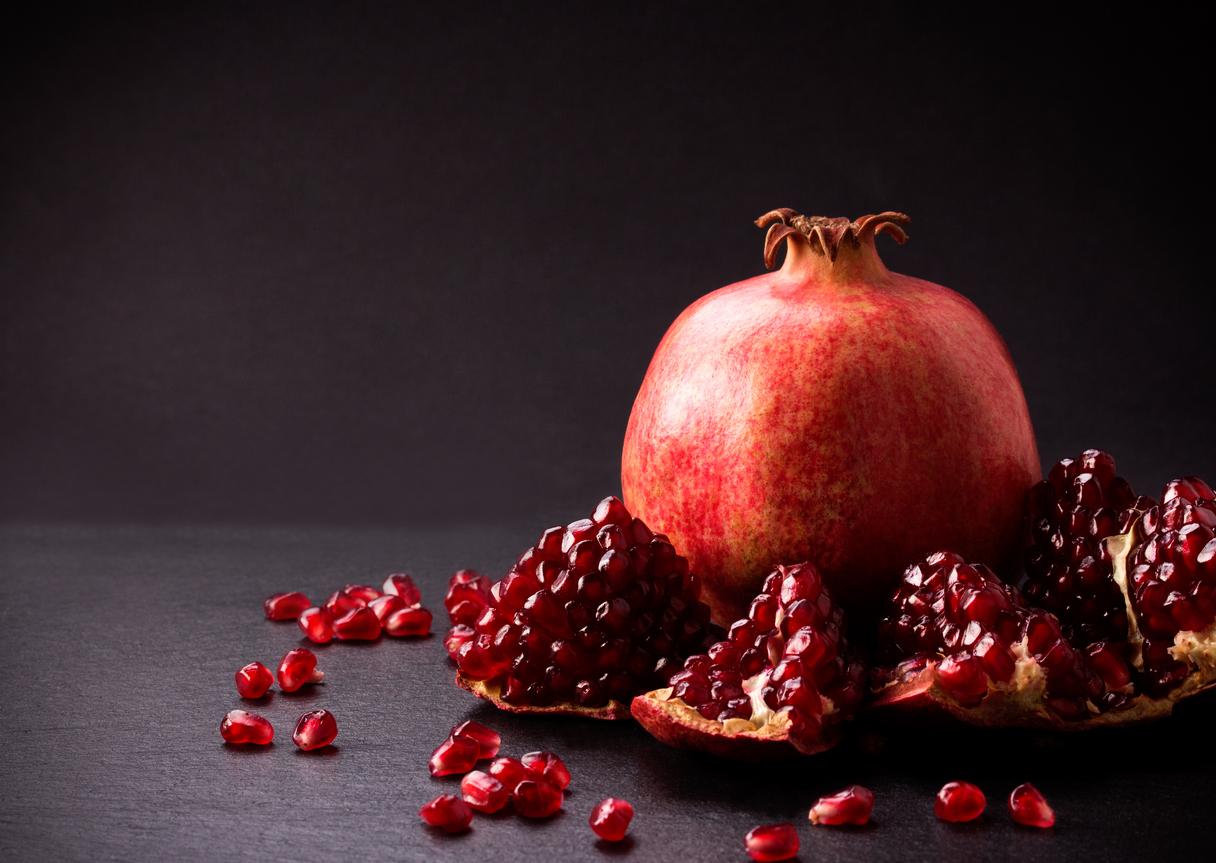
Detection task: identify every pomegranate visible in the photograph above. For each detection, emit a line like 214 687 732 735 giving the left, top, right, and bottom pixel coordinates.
429 732 481 777
487 757 528 789
934 781 985 823
632 563 864 758
1009 783 1055 828
264 591 311 621
382 573 422 606
622 209 1039 621
385 607 432 637
343 584 382 604
292 709 338 750
460 770 509 813
333 606 382 641
452 497 717 719
445 624 474 660
512 779 563 818
220 710 274 745
325 590 364 618
419 794 473 834
234 662 274 699
445 569 492 626
297 606 335 643
451 721 501 759
808 785 874 826
276 648 324 693
520 751 571 789
589 798 634 842
368 594 407 624
743 823 799 862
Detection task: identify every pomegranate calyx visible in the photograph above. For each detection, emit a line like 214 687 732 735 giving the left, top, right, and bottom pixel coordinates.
455 672 632 721
755 208 910 267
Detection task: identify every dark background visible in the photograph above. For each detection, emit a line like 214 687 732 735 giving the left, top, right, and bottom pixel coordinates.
2 5 1214 863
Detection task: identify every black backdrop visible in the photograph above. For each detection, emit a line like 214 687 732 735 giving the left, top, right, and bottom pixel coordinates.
3 4 1213 524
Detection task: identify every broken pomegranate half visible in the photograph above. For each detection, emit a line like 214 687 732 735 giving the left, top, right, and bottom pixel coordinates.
452 496 717 719
631 563 864 757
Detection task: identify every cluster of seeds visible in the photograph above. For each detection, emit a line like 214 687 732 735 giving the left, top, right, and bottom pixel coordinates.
220 647 338 750
268 573 433 644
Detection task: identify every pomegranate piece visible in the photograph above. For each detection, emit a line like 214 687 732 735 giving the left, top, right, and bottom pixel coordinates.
419 794 473 834
460 770 509 813
808 785 874 826
744 823 799 862
445 624 474 660
512 779 563 818
429 733 481 777
382 573 422 606
589 797 634 842
277 648 324 693
445 569 491 625
264 591 311 621
368 594 407 623
1008 783 1055 828
343 584 382 604
632 562 864 757
333 606 382 641
452 496 717 718
234 662 274 699
487 756 528 790
451 721 500 759
297 606 335 643
220 709 274 745
520 750 570 789
934 781 986 823
292 708 338 750
325 590 364 618
385 607 432 638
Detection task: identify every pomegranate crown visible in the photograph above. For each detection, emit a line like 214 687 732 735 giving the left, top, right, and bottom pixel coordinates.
755 208 911 269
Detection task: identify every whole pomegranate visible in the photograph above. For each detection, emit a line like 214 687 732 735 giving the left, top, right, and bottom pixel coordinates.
621 209 1039 620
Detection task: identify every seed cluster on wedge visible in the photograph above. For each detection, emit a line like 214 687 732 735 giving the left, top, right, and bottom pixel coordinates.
452 497 718 718
632 563 864 757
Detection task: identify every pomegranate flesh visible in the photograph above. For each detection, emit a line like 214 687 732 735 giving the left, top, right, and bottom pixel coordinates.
632 563 864 758
622 209 1039 622
453 496 717 719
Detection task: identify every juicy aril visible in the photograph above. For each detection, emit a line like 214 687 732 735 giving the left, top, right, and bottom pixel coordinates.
622 209 1039 619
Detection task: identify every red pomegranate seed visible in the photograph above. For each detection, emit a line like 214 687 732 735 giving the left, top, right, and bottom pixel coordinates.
382 573 422 606
445 624 475 659
420 794 473 834
297 606 335 643
460 770 510 813
333 606 382 641
264 591 311 621
512 779 563 818
277 648 324 692
429 733 480 777
935 781 986 822
808 785 874 826
487 756 528 789
220 709 274 745
292 709 338 751
1009 783 1055 828
451 720 500 759
234 661 274 699
385 606 432 638
446 570 490 624
589 797 634 842
368 594 407 623
325 590 364 617
744 823 799 862
520 751 571 789
343 584 382 604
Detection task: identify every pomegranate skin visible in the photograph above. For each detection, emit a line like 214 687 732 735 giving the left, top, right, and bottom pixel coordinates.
622 211 1038 619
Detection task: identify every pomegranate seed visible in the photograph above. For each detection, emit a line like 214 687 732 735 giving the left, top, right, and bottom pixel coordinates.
808 785 874 826
234 661 274 699
325 590 364 617
333 606 382 640
385 606 432 637
297 606 335 643
343 584 382 604
368 594 406 623
460 770 509 813
935 781 986 822
1009 783 1055 828
512 779 563 818
264 591 311 621
292 708 338 750
451 720 500 759
220 709 273 745
445 624 475 659
589 797 634 841
429 733 480 777
419 794 473 834
487 756 528 789
744 823 799 862
276 648 324 692
520 751 571 789
382 573 422 606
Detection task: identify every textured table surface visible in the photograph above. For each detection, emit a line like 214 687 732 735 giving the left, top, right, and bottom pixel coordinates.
2 524 1211 862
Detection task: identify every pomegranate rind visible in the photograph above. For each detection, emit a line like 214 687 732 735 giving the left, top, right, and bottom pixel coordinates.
456 672 631 720
631 687 836 759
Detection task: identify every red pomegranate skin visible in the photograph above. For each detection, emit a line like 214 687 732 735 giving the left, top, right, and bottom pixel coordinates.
621 214 1039 620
